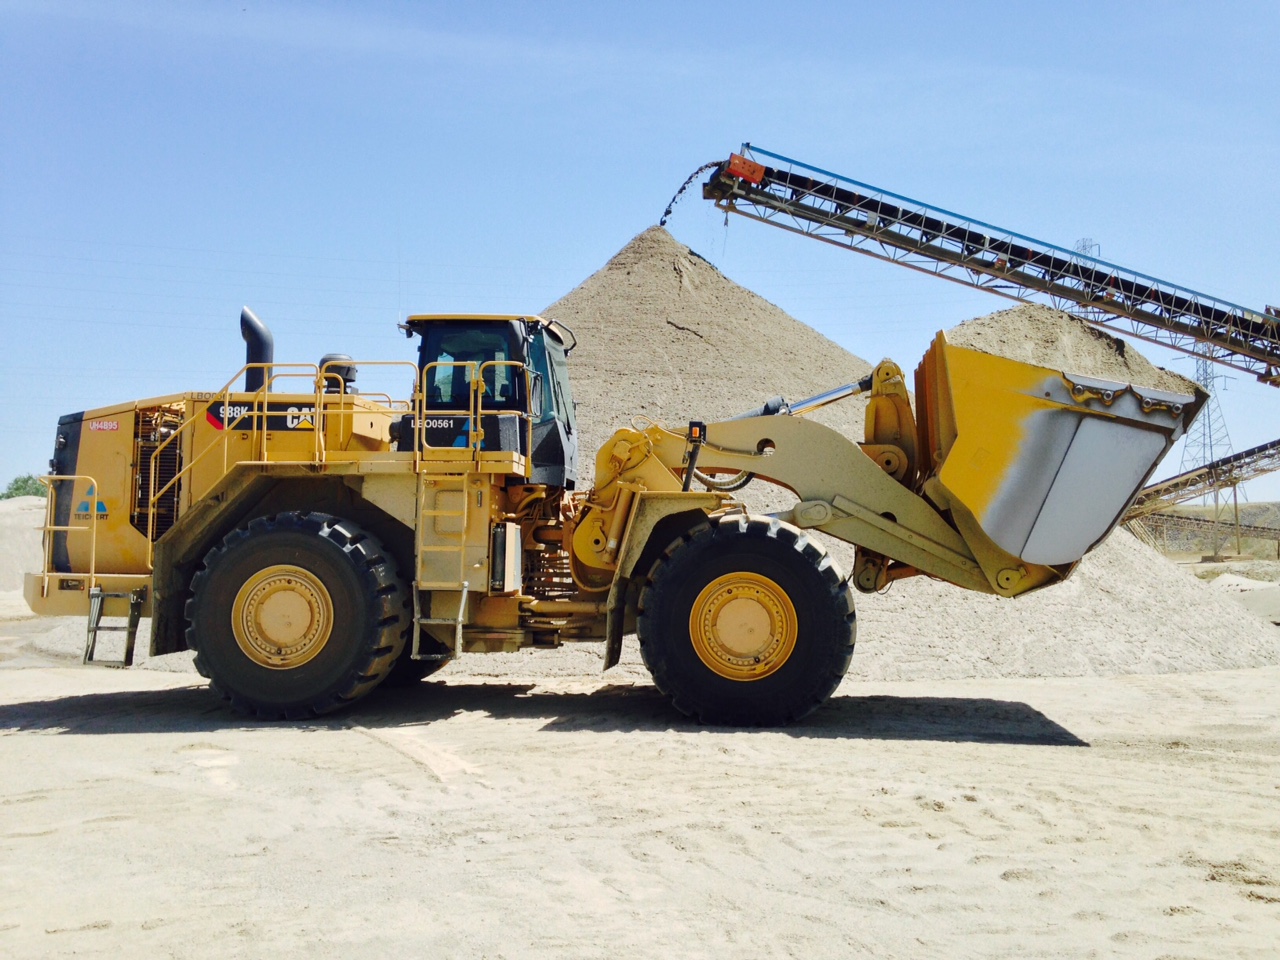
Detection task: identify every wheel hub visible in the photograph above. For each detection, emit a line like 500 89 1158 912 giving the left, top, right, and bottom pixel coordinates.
231 564 334 670
689 572 797 681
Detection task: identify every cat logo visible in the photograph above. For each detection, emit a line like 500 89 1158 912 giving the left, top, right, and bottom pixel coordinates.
285 406 315 430
74 484 109 521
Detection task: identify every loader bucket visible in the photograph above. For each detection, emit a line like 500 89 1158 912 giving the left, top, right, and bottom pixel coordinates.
915 333 1205 568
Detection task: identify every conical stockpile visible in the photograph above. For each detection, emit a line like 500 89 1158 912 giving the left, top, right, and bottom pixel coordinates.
0 496 45 619
541 226 1280 681
3 229 1276 680
542 226 873 487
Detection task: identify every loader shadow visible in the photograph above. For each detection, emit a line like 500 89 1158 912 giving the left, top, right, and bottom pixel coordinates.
0 679 1087 746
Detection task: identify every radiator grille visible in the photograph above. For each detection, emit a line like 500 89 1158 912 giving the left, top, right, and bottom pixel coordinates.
131 405 185 541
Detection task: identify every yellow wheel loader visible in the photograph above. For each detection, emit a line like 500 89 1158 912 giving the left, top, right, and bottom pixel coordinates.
25 308 1203 725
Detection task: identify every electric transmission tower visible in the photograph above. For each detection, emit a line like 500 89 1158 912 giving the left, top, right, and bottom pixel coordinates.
1179 348 1243 555
1180 351 1236 475
1073 237 1100 258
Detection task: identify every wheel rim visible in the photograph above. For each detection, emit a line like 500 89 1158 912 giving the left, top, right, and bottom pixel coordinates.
231 564 334 670
688 572 798 681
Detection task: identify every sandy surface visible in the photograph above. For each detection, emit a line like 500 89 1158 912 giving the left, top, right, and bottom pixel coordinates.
5 228 1280 956
1208 573 1280 624
2 628 1279 959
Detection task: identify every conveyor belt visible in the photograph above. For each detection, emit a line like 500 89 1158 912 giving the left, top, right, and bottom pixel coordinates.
1141 511 1280 543
703 145 1280 384
1126 437 1280 518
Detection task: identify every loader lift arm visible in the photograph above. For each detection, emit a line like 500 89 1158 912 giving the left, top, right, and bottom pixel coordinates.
579 335 1203 613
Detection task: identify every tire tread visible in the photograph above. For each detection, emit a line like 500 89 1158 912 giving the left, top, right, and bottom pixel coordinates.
184 511 408 720
637 515 855 726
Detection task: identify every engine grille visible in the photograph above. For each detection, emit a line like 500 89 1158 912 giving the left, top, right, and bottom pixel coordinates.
131 405 185 541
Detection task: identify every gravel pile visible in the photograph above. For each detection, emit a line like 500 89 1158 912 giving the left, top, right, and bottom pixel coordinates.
4 229 1275 681
0 497 44 593
0 496 45 620
542 225 873 485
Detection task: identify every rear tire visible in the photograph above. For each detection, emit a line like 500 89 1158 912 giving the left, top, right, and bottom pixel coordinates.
381 588 452 686
186 512 408 719
637 515 855 726
383 657 449 685
382 628 451 686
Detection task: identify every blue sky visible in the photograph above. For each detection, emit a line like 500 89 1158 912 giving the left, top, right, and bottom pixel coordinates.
3 1 1278 498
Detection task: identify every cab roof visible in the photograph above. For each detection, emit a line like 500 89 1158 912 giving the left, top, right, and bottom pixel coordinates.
403 314 548 324
400 313 576 352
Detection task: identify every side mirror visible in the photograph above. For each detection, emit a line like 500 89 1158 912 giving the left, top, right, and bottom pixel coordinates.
529 372 545 415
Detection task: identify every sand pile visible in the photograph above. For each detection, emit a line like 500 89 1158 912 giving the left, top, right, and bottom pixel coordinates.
537 226 1280 681
947 303 1198 394
0 497 44 591
0 497 44 619
2 231 1275 683
853 530 1279 680
543 226 873 484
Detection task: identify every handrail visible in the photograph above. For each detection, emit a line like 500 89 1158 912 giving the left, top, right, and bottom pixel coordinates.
477 359 536 458
145 360 425 564
36 474 102 596
143 357 538 568
419 361 487 454
147 364 319 494
146 365 318 565
317 359 422 463
417 360 535 456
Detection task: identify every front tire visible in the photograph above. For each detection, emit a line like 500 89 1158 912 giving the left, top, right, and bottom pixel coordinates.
186 512 408 719
637 515 855 726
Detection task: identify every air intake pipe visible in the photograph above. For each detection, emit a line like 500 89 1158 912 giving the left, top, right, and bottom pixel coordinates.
240 307 274 393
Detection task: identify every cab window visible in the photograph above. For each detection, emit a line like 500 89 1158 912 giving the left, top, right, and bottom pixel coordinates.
525 332 556 423
545 334 576 434
420 323 521 412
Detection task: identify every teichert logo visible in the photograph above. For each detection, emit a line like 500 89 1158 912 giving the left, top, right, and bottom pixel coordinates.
74 484 109 521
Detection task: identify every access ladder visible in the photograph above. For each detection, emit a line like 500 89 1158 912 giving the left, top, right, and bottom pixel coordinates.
411 472 470 662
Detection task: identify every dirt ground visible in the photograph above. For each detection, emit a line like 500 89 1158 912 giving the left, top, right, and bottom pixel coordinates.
2 621 1278 959
3 229 1277 954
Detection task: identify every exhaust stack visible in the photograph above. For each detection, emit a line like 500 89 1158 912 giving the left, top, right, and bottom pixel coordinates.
240 307 274 393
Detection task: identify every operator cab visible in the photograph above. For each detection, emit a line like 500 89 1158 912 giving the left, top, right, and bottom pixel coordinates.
401 314 578 489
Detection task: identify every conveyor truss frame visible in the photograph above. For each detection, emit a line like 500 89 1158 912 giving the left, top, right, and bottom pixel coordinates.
705 144 1280 385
